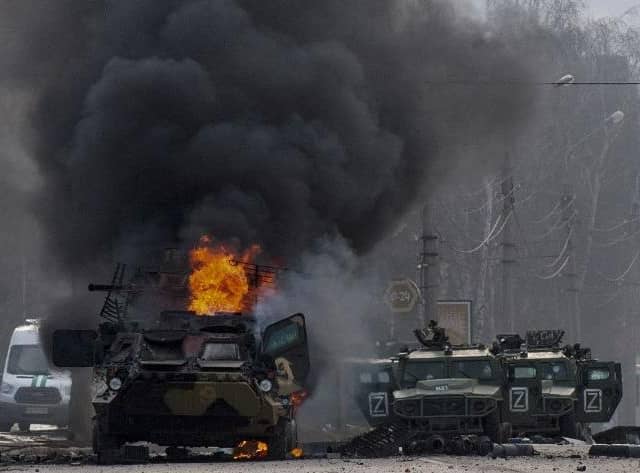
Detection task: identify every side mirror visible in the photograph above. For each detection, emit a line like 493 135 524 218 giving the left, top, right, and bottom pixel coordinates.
52 330 98 367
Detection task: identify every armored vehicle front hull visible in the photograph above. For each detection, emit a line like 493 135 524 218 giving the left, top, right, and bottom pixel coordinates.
94 373 289 448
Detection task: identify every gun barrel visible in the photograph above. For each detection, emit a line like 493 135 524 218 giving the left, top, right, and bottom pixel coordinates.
88 284 126 292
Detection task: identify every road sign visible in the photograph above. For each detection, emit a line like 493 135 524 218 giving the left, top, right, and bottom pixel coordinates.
436 300 472 344
385 278 420 313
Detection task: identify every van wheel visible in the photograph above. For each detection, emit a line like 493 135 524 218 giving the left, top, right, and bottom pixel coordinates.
18 423 29 432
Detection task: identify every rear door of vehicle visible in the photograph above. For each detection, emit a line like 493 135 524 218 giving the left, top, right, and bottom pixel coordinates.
503 362 538 422
576 361 622 423
262 313 310 384
350 360 395 426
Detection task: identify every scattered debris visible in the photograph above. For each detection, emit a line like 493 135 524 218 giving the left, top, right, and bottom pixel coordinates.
588 444 640 458
593 427 640 445
490 444 536 458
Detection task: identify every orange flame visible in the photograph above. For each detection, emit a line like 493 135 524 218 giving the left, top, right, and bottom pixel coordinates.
291 389 310 412
188 236 261 315
233 440 268 460
290 447 304 459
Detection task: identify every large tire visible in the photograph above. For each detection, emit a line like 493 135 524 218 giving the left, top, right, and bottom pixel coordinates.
0 422 13 432
92 418 122 464
18 422 29 432
559 412 579 439
498 422 513 443
483 409 504 443
267 419 295 460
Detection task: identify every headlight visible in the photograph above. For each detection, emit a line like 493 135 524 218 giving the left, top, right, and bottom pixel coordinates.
109 377 122 391
258 379 273 392
93 381 108 397
0 382 14 395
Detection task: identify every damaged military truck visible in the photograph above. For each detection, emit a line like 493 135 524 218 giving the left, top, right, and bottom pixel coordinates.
493 330 622 439
344 322 506 456
51 263 310 462
345 325 622 456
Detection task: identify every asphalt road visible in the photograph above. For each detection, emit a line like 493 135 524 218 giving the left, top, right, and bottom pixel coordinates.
3 446 639 473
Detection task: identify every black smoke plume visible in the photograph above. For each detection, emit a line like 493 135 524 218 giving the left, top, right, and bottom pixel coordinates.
1 0 533 270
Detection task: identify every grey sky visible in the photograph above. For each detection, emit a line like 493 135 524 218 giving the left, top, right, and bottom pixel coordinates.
468 1 640 19
585 0 640 18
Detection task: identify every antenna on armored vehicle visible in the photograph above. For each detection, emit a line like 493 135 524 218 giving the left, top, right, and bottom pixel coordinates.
89 263 131 323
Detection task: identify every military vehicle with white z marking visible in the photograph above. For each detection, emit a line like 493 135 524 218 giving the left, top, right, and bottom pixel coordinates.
344 321 507 457
493 330 622 439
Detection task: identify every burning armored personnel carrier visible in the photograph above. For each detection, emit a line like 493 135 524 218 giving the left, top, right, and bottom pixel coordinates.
51 256 310 462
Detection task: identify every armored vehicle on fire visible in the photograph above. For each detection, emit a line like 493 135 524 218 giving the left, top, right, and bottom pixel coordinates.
51 262 310 462
494 330 622 439
345 322 507 456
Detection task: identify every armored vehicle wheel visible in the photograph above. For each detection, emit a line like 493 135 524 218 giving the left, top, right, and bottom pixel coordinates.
92 419 122 464
559 412 579 439
267 418 296 460
18 422 29 432
483 409 510 443
0 422 13 432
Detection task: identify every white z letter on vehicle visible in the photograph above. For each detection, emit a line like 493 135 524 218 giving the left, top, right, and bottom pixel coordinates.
584 389 602 413
509 387 528 412
368 392 389 417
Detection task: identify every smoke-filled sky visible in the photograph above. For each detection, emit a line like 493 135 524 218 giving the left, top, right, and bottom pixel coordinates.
0 0 538 276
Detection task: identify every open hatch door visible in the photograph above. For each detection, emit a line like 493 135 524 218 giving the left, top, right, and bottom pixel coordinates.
262 313 310 384
576 361 622 423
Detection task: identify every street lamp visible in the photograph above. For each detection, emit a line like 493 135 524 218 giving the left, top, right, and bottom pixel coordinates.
554 74 575 87
607 110 625 125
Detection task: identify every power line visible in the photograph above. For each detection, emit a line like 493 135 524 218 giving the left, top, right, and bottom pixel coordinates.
592 215 640 232
423 80 640 86
535 255 571 280
449 211 512 254
595 249 640 282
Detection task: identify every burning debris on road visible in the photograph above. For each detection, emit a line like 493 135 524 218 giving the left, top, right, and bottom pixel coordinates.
232 440 268 461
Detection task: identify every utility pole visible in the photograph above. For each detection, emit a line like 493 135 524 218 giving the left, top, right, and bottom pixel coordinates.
561 186 579 339
627 173 640 425
417 203 439 328
501 152 516 332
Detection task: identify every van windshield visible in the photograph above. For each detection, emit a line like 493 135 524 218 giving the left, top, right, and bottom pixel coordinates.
7 345 50 375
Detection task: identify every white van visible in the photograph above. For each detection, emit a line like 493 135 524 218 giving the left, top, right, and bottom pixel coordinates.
0 320 71 431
